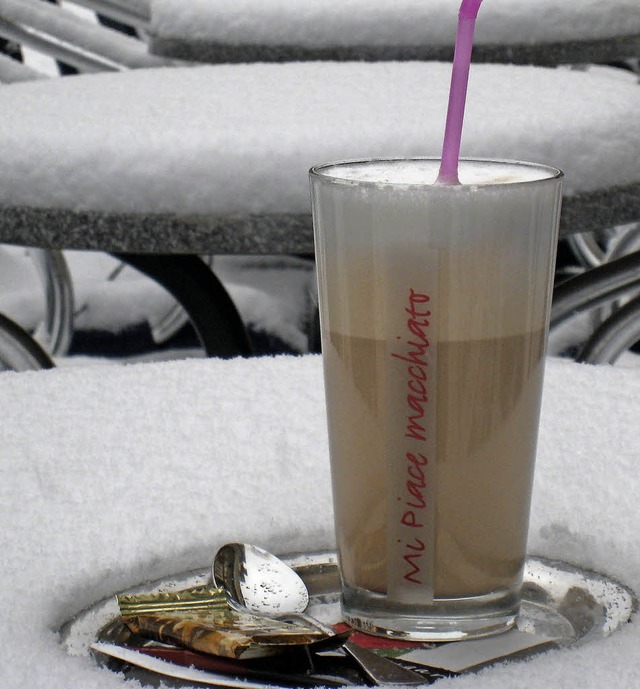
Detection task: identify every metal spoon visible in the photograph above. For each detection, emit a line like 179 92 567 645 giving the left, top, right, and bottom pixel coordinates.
213 543 427 685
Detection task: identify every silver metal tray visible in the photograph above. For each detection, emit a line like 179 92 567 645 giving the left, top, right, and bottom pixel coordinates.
59 552 636 687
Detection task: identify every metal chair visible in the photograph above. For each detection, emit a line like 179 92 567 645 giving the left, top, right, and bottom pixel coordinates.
0 0 165 73
0 310 54 370
550 249 640 364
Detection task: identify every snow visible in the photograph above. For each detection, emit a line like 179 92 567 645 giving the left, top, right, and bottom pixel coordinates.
150 0 640 46
0 62 638 215
1 353 639 688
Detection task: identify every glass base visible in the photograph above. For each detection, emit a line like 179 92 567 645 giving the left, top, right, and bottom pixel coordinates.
342 586 520 642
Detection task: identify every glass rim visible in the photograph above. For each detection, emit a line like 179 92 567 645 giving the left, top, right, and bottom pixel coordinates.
309 157 563 191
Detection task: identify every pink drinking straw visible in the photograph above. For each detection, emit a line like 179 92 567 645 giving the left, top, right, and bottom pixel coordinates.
436 0 484 185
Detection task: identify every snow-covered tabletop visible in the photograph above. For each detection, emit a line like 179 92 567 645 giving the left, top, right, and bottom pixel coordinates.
148 0 640 64
1 353 639 687
0 62 638 244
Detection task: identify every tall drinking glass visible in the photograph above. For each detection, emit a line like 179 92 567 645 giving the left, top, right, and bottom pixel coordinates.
310 158 563 641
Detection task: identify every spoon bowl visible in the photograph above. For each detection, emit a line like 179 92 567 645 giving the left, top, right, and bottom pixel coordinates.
214 543 309 616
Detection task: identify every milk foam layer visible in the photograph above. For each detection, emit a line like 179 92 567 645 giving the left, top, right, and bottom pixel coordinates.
314 158 560 187
315 165 562 340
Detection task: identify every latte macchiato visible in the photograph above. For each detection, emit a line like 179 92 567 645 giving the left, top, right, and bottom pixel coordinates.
311 158 563 640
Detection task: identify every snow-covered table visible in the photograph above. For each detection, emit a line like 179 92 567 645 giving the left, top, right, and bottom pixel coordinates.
0 62 639 358
1 62 638 241
1 353 639 687
148 0 640 66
